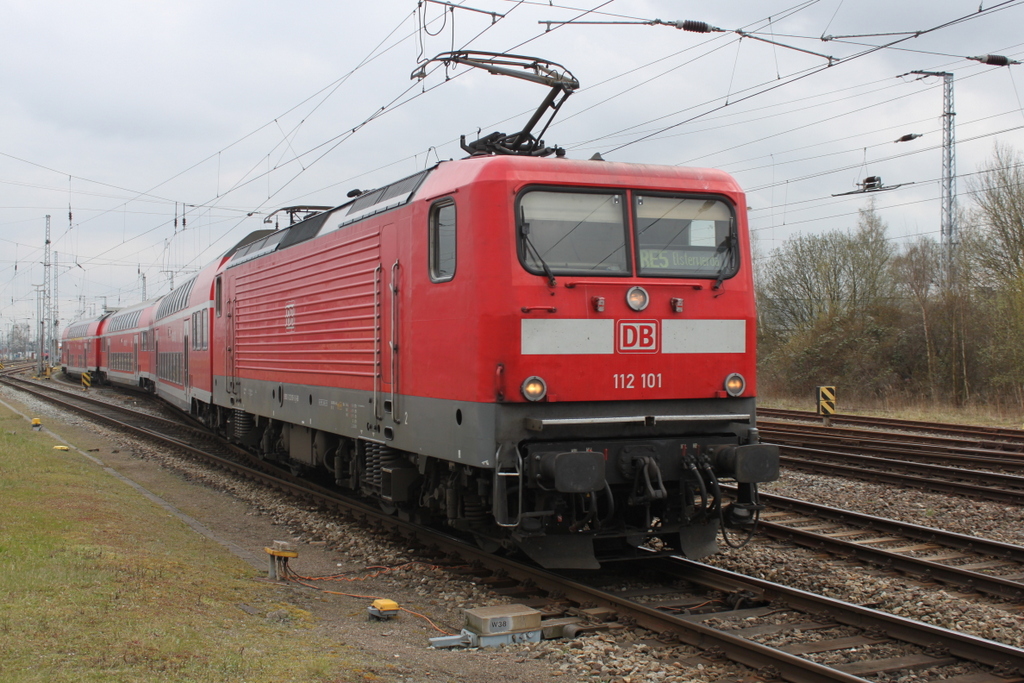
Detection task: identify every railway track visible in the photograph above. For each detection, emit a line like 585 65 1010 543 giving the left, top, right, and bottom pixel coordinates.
761 422 1024 468
761 412 1024 493
760 407 1024 444
3 375 1023 682
772 443 1024 505
0 373 245 463
591 557 1024 683
1 360 37 376
758 410 1024 506
740 488 1024 602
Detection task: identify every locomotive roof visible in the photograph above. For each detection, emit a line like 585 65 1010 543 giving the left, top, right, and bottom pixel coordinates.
221 156 743 272
225 167 433 270
421 154 744 195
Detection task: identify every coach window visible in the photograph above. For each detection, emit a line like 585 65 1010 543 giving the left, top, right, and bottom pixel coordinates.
517 189 629 276
429 200 456 282
634 194 738 280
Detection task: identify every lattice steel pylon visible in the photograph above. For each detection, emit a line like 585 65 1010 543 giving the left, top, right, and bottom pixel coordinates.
912 71 956 269
42 215 52 370
53 250 59 365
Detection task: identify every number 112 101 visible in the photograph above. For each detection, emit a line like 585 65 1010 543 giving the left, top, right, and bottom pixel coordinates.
613 373 662 389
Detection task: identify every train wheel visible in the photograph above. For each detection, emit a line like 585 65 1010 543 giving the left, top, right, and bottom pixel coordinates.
473 534 502 554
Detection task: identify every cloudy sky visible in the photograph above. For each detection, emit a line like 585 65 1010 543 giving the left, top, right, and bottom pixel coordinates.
2 0 1023 337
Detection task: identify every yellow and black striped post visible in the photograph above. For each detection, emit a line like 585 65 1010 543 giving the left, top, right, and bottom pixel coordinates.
81 371 92 391
0 361 5 370
816 385 836 426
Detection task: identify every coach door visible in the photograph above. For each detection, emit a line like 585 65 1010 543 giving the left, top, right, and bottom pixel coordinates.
183 320 190 392
133 334 139 378
226 297 237 395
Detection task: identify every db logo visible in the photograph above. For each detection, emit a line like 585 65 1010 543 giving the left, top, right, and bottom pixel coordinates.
617 320 659 353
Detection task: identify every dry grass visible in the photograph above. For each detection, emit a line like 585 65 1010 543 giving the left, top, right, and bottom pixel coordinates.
0 408 378 682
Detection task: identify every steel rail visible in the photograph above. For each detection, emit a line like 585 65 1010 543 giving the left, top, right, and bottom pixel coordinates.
787 442 1024 472
1 376 228 448
760 408 1024 443
762 421 1024 460
649 558 1024 675
780 446 1024 505
755 490 1024 563
719 487 1024 600
758 521 1024 601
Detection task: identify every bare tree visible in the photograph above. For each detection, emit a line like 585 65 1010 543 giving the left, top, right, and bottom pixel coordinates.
969 143 1024 288
759 199 896 330
894 238 941 400
757 200 900 399
964 144 1024 406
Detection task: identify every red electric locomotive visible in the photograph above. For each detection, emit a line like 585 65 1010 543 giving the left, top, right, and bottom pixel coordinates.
63 53 779 568
206 152 777 568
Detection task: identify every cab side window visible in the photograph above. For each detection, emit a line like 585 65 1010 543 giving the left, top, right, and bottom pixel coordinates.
429 200 456 282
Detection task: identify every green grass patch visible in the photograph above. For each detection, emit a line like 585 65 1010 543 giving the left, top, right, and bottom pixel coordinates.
0 409 373 682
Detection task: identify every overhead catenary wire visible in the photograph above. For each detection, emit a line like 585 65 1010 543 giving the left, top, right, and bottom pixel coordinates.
750 159 1024 241
590 1 1024 156
5 2 1024 323
174 0 617 275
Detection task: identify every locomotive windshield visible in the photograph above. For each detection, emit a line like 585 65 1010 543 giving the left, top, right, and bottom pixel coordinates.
518 190 630 275
517 188 738 280
635 194 737 278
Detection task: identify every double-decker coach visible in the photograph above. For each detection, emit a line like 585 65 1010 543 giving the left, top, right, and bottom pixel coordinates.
99 300 158 391
150 262 219 416
61 313 111 377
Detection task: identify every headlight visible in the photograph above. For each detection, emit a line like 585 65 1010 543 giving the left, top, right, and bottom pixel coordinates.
626 286 649 311
724 373 745 397
521 376 547 401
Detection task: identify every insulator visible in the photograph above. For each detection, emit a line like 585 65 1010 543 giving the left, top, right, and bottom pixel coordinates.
680 20 713 33
976 54 1010 66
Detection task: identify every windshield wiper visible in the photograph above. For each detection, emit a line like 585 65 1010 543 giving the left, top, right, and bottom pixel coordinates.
520 212 556 287
713 233 736 290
